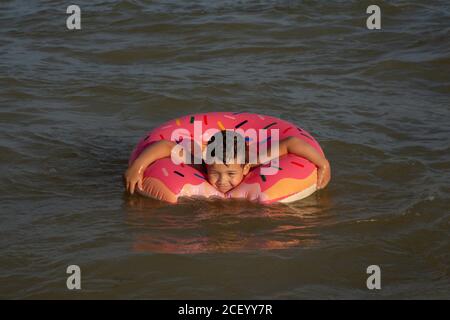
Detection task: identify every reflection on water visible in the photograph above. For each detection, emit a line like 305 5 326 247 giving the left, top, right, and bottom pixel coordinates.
124 193 333 254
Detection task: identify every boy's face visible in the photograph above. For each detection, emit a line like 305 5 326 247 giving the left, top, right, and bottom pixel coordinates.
206 163 251 193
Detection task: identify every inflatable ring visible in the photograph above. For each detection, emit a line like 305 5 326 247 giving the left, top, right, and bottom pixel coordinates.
128 112 324 204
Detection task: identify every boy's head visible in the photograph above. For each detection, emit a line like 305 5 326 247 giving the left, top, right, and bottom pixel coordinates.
203 130 251 193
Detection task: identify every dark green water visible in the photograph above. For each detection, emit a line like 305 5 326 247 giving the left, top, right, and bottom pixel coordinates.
0 0 449 299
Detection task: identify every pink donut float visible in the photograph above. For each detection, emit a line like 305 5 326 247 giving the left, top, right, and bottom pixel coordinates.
128 112 324 204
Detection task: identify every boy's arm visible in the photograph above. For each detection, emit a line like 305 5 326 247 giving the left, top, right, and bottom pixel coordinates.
279 136 327 167
124 140 176 194
278 136 331 189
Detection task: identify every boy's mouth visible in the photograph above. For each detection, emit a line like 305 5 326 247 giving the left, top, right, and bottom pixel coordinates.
217 185 232 193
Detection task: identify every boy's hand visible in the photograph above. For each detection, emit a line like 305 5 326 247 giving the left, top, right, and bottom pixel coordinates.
317 159 331 190
124 165 144 195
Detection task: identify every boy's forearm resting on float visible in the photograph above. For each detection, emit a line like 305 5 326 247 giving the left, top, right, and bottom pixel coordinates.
276 136 331 189
259 136 328 167
124 140 175 194
130 140 175 170
254 136 330 189
280 136 328 168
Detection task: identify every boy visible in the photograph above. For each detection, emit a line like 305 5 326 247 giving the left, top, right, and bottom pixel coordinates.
124 130 330 195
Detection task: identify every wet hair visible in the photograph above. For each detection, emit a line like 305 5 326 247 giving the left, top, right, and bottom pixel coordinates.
204 130 248 166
